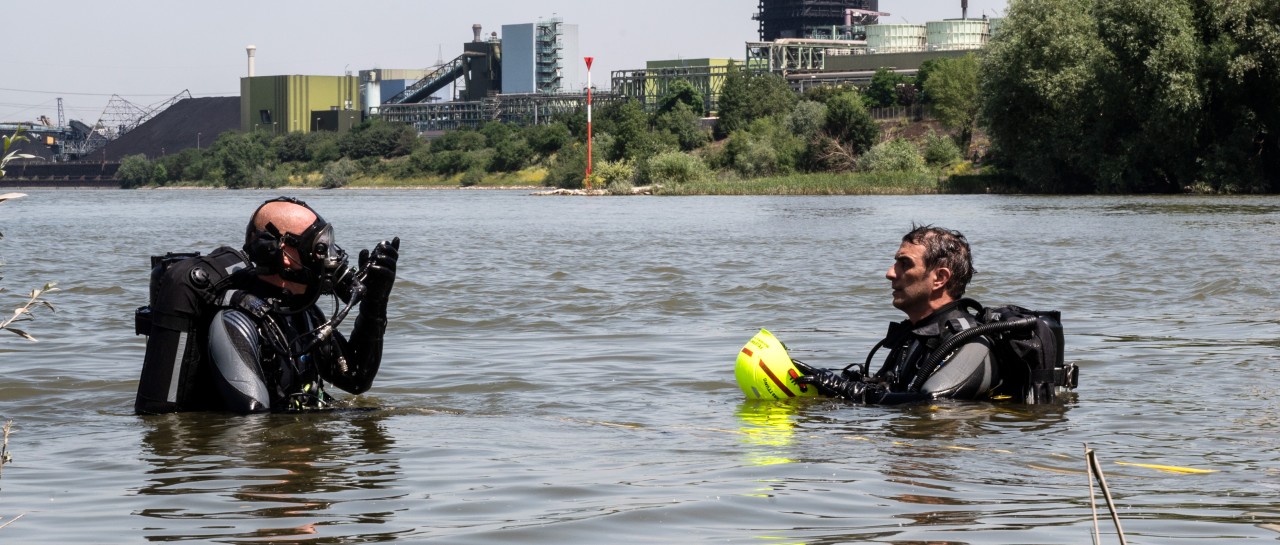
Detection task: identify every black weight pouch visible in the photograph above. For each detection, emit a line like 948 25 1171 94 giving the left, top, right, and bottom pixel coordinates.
134 247 252 414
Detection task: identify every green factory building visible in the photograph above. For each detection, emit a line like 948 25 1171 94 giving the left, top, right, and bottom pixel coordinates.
239 75 362 135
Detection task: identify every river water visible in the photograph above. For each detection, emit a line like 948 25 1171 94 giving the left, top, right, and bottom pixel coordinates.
0 189 1277 544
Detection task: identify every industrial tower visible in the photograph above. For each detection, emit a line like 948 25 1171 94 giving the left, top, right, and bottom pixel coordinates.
754 0 881 41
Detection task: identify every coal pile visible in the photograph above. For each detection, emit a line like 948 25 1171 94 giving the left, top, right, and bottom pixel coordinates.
100 96 240 161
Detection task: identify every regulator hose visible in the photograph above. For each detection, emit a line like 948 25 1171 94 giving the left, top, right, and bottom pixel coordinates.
906 316 1039 392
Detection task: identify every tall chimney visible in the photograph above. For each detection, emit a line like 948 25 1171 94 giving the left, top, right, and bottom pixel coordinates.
246 45 257 77
473 24 483 43
961 0 969 19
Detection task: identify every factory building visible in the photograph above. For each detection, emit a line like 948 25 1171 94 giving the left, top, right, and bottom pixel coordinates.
360 69 431 116
501 18 581 94
239 74 361 134
755 0 881 41
379 20 593 132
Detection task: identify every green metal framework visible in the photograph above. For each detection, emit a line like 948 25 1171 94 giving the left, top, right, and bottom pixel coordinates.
379 92 618 132
609 65 732 115
745 40 869 73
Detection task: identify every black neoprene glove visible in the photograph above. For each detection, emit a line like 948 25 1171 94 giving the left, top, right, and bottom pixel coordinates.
359 237 399 306
792 360 869 401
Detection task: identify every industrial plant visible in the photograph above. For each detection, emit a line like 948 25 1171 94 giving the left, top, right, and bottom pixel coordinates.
1 1 996 184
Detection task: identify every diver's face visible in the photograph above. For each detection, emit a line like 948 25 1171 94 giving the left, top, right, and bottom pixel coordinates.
274 241 309 294
886 241 938 322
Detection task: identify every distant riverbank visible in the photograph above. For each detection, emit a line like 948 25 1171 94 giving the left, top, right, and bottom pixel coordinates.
338 169 1008 196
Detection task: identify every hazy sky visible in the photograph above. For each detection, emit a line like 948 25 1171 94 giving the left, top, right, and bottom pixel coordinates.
1 0 1008 125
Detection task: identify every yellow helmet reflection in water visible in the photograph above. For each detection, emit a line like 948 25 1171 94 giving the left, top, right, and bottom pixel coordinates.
736 400 801 467
735 329 818 400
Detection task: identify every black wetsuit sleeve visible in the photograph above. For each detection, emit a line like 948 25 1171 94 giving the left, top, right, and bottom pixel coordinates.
321 300 386 395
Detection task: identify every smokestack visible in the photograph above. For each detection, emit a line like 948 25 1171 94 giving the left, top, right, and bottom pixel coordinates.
962 0 969 19
246 45 256 77
473 24 483 43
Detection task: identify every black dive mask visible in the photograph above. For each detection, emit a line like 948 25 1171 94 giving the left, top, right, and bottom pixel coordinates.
244 197 353 312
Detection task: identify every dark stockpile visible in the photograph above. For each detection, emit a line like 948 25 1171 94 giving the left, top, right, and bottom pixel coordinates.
100 96 239 161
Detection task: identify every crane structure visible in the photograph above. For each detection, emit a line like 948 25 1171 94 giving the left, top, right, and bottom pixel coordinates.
79 89 192 155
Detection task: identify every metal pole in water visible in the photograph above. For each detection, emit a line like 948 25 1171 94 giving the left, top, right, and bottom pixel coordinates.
584 56 594 189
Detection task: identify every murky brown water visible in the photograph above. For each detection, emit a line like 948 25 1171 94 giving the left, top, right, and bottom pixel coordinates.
0 189 1277 543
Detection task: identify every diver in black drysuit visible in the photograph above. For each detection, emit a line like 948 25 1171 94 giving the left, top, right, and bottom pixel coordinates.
135 197 399 415
794 301 998 405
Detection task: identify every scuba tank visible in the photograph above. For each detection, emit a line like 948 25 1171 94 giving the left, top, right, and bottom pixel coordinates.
134 252 201 337
134 247 253 414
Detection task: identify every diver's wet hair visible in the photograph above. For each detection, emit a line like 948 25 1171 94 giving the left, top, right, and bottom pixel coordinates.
903 224 974 298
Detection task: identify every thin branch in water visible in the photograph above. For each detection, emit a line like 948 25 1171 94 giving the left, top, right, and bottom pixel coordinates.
1 420 10 475
0 512 26 530
1085 443 1128 545
0 283 58 342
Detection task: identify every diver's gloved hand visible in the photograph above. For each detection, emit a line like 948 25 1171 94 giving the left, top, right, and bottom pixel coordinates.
792 360 869 401
359 237 399 306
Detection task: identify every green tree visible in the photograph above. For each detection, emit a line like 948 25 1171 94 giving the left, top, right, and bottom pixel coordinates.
525 122 573 159
210 132 270 188
922 131 963 168
813 90 880 171
653 102 710 151
117 154 156 188
715 66 798 139
1090 0 1202 192
824 91 879 154
923 53 981 150
305 131 342 169
714 64 750 139
159 147 206 183
865 67 909 108
980 0 1102 192
786 100 828 137
1192 0 1280 191
339 119 418 159
598 99 672 161
639 150 712 185
658 79 705 114
545 142 588 189
914 58 943 103
490 137 534 172
277 132 309 163
480 121 516 148
981 0 1233 193
430 129 487 152
857 138 927 174
321 157 358 188
751 72 799 119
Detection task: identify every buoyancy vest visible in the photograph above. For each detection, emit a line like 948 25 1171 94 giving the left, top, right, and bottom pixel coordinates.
871 298 1079 405
873 298 984 391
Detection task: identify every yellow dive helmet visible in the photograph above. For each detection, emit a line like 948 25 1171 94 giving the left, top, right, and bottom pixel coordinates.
735 329 817 400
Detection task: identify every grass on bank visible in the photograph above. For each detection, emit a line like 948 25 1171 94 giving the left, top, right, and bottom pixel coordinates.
654 171 942 196
346 167 550 189
131 164 1019 195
